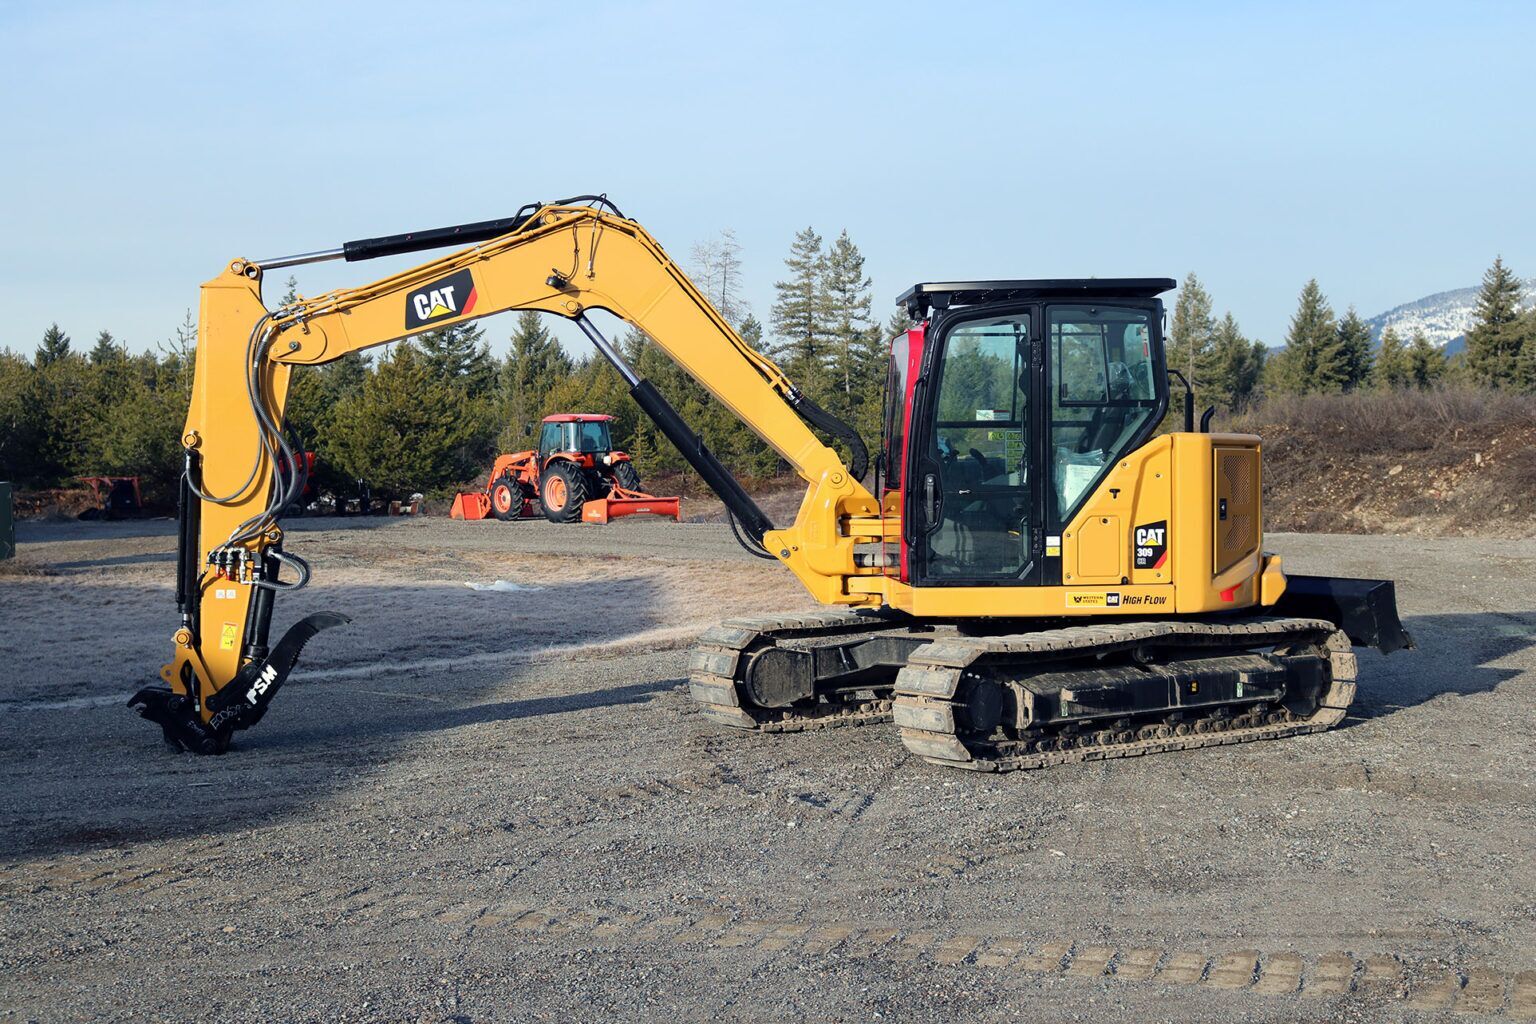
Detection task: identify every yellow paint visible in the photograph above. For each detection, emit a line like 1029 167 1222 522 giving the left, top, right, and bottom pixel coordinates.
167 204 1285 722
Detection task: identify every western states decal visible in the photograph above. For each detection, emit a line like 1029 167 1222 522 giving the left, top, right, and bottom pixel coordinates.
1065 591 1168 609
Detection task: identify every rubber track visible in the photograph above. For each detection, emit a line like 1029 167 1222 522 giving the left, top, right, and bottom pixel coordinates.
892 616 1357 772
686 610 902 731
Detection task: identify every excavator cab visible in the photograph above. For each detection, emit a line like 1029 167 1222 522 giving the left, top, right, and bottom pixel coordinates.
884 281 1170 587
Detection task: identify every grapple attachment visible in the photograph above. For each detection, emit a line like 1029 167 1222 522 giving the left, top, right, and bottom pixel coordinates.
131 612 349 753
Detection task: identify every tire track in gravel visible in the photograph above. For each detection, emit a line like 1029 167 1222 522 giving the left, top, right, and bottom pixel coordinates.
12 855 1535 1017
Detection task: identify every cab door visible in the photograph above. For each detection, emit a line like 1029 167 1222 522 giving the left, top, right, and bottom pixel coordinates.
907 309 1042 585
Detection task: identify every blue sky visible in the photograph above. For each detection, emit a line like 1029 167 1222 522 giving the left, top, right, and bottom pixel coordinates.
1 0 1532 358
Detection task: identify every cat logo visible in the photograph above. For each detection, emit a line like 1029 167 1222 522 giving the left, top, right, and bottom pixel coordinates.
405 269 478 329
1134 519 1168 570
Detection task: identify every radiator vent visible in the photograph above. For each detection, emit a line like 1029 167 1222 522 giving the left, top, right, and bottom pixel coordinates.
1214 446 1259 574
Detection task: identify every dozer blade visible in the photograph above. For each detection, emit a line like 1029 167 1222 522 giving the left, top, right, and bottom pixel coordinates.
1272 575 1414 654
581 494 681 524
131 612 349 754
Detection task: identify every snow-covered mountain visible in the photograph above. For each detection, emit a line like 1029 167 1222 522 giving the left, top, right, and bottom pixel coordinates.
1365 278 1536 354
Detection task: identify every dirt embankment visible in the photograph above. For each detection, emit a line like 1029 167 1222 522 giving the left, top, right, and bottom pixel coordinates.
1230 388 1536 537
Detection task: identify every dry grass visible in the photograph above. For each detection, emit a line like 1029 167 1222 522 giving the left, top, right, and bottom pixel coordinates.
1231 387 1536 536
0 559 54 578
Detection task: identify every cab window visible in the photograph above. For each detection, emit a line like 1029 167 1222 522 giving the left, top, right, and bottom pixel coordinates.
1049 305 1159 522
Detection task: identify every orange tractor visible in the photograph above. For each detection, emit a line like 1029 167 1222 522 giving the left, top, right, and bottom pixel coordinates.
452 413 680 524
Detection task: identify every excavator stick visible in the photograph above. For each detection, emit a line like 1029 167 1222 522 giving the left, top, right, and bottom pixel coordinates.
581 486 681 524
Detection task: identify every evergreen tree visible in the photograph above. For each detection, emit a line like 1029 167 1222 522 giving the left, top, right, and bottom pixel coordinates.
35 323 71 367
821 230 876 412
89 330 124 364
327 342 487 496
89 356 190 496
1374 326 1413 390
1464 256 1526 388
0 351 38 482
1334 307 1375 391
499 311 573 450
1204 313 1264 410
1515 309 1536 391
737 314 765 351
417 322 495 397
770 227 831 399
1407 330 1448 389
24 343 92 480
1269 280 1337 393
1169 273 1216 398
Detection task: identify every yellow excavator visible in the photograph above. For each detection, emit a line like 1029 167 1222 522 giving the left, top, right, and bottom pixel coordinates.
131 196 1411 770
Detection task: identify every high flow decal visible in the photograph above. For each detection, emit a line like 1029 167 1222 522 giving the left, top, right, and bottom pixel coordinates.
405 269 478 329
1134 520 1168 570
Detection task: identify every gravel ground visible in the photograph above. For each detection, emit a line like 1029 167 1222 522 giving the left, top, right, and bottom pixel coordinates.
1 516 1534 1023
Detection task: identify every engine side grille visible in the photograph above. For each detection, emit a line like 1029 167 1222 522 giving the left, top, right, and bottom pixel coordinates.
1215 446 1259 574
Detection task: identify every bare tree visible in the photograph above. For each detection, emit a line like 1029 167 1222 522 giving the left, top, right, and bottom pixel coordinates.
690 228 750 327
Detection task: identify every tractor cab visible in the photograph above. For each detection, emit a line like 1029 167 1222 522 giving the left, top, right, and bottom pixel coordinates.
538 414 614 458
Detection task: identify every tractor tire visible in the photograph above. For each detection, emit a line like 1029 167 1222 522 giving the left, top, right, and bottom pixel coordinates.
489 474 521 521
613 460 642 493
540 462 588 523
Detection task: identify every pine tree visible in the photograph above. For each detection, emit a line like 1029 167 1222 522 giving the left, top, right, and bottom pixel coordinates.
1169 273 1216 398
1269 280 1337 393
89 353 192 499
821 230 876 412
1407 330 1447 389
1374 326 1412 389
327 342 487 496
1334 308 1374 391
1515 309 1536 391
417 322 495 397
1464 256 1526 388
499 310 573 450
770 227 831 400
737 314 765 351
24 335 92 481
35 323 71 367
1204 313 1263 410
89 330 124 364
0 351 35 482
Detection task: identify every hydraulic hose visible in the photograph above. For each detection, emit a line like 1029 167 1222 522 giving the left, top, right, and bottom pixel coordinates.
789 393 868 483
